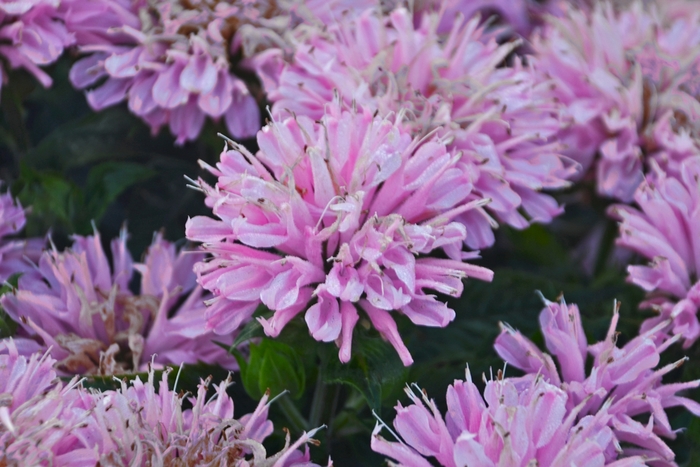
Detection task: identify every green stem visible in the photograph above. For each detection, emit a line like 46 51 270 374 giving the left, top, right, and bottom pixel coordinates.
309 369 328 428
277 394 309 433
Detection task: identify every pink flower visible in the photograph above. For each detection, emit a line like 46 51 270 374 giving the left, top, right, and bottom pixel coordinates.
0 228 235 375
0 340 97 466
495 295 700 465
609 156 700 347
65 0 270 144
372 370 646 467
0 0 74 94
532 1 700 201
84 365 327 466
257 7 576 248
0 189 43 283
186 103 493 365
414 0 567 39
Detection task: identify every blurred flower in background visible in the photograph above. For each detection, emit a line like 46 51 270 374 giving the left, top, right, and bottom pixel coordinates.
258 6 577 249
532 0 700 201
0 228 235 374
0 0 74 94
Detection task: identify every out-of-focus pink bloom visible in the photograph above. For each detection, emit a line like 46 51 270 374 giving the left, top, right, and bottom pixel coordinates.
257 7 576 249
495 295 700 465
84 365 327 466
609 156 700 347
0 229 235 375
64 0 379 144
0 189 43 283
0 0 73 94
372 370 647 467
414 0 567 39
0 340 97 466
533 0 700 201
186 103 493 365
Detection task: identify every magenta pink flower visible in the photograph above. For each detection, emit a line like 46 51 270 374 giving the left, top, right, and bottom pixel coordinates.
0 0 73 94
0 189 43 283
186 103 493 365
0 340 97 466
532 1 700 201
372 371 646 467
84 365 326 466
495 295 700 465
0 229 235 375
609 156 700 347
256 7 576 249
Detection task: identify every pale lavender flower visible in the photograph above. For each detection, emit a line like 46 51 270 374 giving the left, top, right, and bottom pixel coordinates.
84 365 327 466
0 0 74 94
186 103 493 366
495 295 700 465
256 7 576 249
0 229 235 375
532 0 700 201
372 370 646 467
0 189 43 283
0 339 97 466
609 156 700 347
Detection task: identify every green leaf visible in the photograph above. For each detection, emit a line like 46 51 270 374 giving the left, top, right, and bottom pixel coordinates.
237 338 306 400
229 305 271 350
83 161 156 223
323 328 409 413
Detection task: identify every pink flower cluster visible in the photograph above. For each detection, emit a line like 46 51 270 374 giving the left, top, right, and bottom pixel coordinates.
0 228 234 375
373 296 699 466
0 339 325 466
0 0 73 94
495 296 700 465
610 156 700 348
0 189 43 283
257 6 577 249
186 103 494 365
532 0 700 201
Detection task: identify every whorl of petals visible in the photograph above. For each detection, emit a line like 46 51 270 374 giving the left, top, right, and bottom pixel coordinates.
186 103 493 365
372 371 646 467
258 7 576 248
0 228 235 375
495 295 700 465
609 156 700 347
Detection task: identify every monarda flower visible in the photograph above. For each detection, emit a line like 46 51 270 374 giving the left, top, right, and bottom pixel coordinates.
0 229 234 375
186 103 493 366
0 340 97 466
257 7 576 249
532 0 700 201
85 365 327 466
372 371 646 467
65 0 269 144
0 189 43 283
0 0 73 94
495 295 700 465
609 156 700 347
